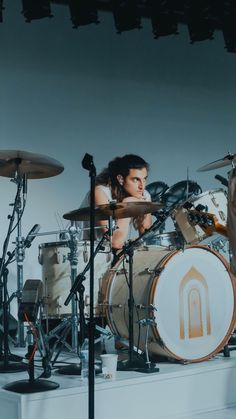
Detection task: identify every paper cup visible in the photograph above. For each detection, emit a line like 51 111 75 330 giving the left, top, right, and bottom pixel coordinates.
100 354 118 380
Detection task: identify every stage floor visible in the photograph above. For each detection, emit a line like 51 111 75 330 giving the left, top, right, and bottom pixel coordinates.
1 338 236 419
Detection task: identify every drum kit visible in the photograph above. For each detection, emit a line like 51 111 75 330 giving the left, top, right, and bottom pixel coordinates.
0 149 236 377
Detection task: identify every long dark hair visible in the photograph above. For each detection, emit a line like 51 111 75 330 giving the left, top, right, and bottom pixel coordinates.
96 154 149 202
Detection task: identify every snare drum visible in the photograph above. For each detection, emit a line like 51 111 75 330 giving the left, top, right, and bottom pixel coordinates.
144 231 182 250
174 189 228 244
103 245 236 362
39 241 111 318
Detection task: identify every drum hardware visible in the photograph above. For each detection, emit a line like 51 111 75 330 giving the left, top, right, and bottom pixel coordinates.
3 320 60 394
67 222 80 354
215 174 229 188
0 149 64 179
0 174 29 372
0 150 64 364
39 225 82 358
161 180 202 210
63 201 164 222
136 304 157 310
209 237 229 254
136 318 159 373
146 181 169 203
197 151 236 172
114 241 160 374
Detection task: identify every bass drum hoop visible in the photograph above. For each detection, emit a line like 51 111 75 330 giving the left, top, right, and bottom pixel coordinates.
148 244 236 362
105 245 236 363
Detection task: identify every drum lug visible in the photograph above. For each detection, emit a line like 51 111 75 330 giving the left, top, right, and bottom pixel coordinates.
155 267 165 276
137 245 149 252
218 210 226 222
210 192 219 208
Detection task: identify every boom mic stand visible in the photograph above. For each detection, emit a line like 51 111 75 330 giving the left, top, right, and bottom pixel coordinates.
116 209 170 373
82 153 96 419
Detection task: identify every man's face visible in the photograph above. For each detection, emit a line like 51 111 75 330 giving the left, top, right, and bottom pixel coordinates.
119 168 148 198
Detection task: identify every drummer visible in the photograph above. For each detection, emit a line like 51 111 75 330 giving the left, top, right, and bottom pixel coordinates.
79 154 152 252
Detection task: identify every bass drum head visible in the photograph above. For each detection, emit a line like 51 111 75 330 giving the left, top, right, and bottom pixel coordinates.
105 245 236 362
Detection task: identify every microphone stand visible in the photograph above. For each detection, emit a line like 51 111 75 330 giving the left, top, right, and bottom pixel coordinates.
3 325 60 393
82 153 96 419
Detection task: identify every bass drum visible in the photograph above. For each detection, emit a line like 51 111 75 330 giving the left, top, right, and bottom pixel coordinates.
104 245 236 362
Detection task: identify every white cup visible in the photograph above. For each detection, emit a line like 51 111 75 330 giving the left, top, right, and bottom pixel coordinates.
100 354 118 380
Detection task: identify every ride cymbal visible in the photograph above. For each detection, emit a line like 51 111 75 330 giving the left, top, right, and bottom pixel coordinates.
197 152 236 172
0 150 64 179
63 201 164 221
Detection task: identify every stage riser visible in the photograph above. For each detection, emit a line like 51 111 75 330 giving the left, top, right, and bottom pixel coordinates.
1 356 236 419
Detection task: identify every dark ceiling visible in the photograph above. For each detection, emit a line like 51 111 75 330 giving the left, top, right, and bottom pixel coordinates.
2 1 236 53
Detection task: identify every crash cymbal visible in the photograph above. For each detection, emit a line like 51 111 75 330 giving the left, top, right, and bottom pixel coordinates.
197 152 236 172
0 150 64 179
63 201 164 221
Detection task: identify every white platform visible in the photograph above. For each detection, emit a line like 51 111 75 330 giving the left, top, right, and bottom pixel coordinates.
1 348 236 419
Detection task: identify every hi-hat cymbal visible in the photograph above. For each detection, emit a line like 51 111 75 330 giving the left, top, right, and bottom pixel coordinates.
63 201 164 221
0 150 64 179
197 153 236 172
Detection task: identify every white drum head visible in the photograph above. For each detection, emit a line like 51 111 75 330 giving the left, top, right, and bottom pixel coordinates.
151 246 235 361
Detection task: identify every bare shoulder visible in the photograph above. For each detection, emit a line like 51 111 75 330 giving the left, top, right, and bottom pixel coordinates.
95 185 110 205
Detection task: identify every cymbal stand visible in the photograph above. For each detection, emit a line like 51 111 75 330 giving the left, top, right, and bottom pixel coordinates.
15 173 27 347
67 222 80 353
0 171 27 372
116 241 159 373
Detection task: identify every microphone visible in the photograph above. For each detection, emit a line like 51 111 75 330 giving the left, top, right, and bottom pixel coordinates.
215 174 228 187
82 153 96 172
24 224 41 248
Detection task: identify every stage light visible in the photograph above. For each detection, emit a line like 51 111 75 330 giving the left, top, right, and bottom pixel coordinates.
21 0 53 22
0 0 4 22
112 0 142 34
69 0 99 28
147 0 179 39
221 1 236 53
185 0 214 43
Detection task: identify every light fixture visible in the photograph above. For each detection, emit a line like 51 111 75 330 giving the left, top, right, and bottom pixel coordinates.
221 1 236 53
185 0 214 43
112 0 142 34
21 0 53 22
69 0 99 28
0 0 4 22
147 0 179 39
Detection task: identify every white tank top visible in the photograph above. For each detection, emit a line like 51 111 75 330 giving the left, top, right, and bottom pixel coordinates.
78 185 112 240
